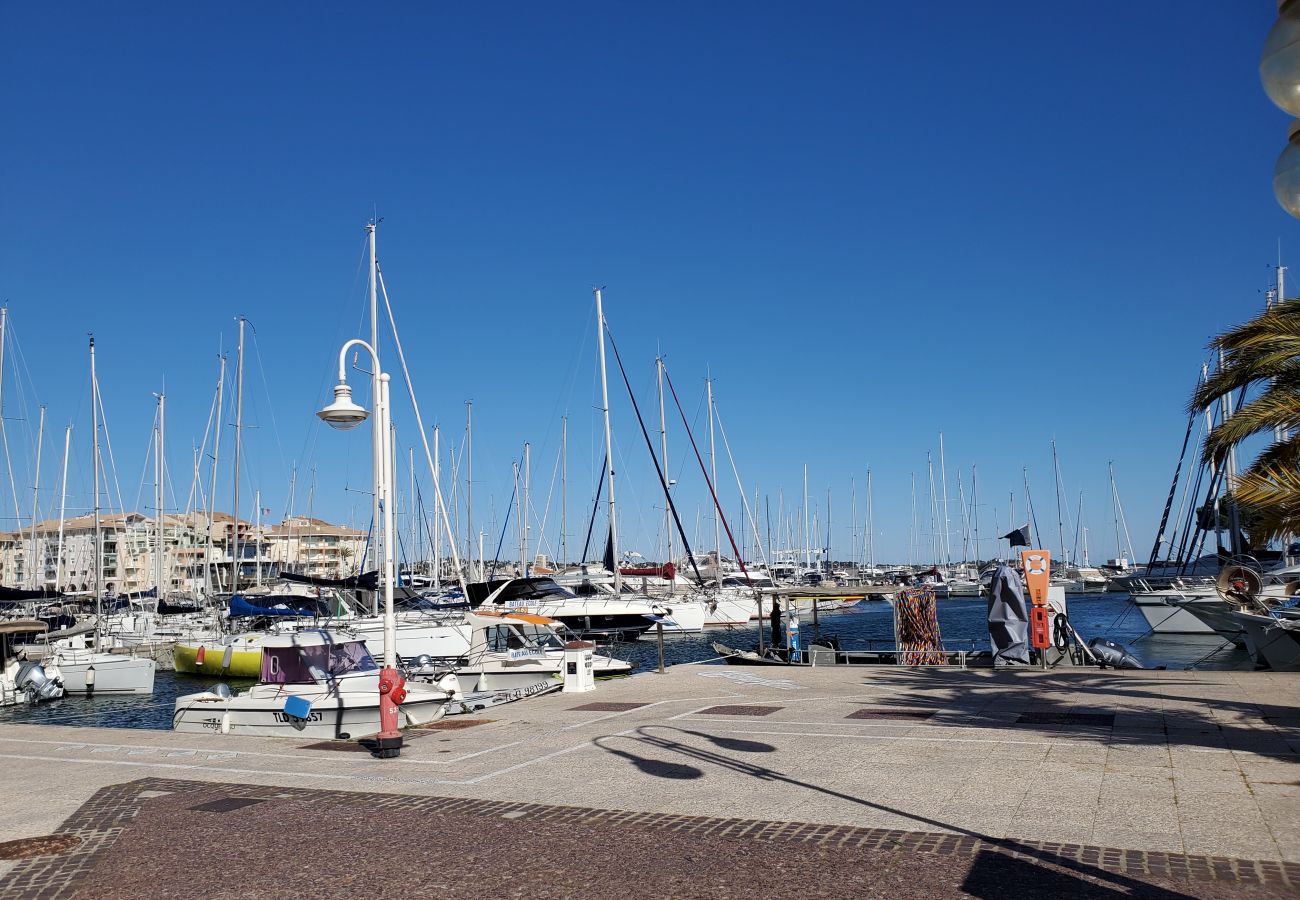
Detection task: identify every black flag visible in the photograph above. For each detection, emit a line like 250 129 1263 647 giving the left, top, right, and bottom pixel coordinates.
1001 524 1031 548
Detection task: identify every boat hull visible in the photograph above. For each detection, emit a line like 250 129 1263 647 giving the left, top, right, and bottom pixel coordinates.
1130 595 1218 635
173 688 450 738
173 640 264 678
55 651 156 695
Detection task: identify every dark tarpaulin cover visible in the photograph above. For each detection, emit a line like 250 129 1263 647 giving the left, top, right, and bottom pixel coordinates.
986 564 1030 666
0 585 63 603
279 570 379 592
228 594 330 618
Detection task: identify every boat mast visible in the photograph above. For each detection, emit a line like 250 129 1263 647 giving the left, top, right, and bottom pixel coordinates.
523 442 531 575
254 489 262 587
433 425 441 589
232 316 245 595
513 458 524 575
28 405 44 588
971 464 981 564
927 452 940 565
465 400 474 581
55 424 70 591
656 358 672 586
0 307 21 530
155 393 165 597
594 288 620 592
205 354 225 596
908 472 917 568
866 468 875 572
803 464 811 572
560 416 567 567
90 336 102 629
707 377 721 575
939 432 952 571
1052 438 1067 565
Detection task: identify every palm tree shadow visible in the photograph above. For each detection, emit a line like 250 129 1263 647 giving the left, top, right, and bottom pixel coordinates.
595 726 1197 900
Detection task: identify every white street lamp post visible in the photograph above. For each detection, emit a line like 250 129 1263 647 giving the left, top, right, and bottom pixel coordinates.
318 337 405 757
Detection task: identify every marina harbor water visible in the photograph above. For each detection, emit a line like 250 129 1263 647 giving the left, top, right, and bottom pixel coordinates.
0 594 1251 732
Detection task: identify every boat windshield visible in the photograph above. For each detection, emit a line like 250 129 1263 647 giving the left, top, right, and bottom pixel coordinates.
261 641 378 684
515 624 565 649
493 578 576 604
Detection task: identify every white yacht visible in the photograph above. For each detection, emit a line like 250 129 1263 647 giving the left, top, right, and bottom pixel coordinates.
173 630 456 738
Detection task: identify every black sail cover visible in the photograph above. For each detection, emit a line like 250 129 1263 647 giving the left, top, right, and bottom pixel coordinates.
986 564 1030 666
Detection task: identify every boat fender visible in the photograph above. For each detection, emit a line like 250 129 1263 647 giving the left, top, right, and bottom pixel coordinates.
221 644 234 670
786 612 801 653
220 712 231 734
195 645 206 666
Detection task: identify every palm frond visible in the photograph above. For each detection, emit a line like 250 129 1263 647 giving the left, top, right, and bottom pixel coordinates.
1231 465 1300 546
1243 434 1300 476
1201 383 1300 463
1188 357 1300 414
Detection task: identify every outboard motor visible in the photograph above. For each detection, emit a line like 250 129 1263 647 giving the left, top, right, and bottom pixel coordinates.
14 661 64 701
1087 637 1144 670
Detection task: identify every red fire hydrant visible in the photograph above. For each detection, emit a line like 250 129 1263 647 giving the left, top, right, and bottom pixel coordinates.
376 667 406 758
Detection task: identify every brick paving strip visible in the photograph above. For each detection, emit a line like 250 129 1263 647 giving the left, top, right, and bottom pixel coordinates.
2 777 1297 899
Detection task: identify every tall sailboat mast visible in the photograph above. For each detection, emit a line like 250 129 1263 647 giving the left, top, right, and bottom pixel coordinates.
656 359 672 585
0 307 21 528
465 400 474 581
707 377 721 572
1052 439 1067 565
90 336 102 626
205 354 226 595
866 468 875 572
594 288 620 592
971 464 981 564
155 393 166 596
938 432 952 570
28 406 45 588
560 416 567 566
232 317 245 594
55 424 71 591
433 425 441 589
522 441 531 575
803 464 811 572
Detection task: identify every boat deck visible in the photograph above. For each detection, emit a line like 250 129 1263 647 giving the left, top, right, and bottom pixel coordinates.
1 664 1298 897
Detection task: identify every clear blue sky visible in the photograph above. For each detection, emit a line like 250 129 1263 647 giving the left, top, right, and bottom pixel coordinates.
0 2 1291 568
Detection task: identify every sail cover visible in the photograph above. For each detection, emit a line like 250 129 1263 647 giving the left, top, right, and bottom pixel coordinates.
228 594 331 618
986 564 1030 666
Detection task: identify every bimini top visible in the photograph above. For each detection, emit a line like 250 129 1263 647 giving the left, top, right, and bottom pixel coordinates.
0 619 48 635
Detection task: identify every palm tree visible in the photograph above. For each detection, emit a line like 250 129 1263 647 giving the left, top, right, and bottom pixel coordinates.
1189 296 1300 545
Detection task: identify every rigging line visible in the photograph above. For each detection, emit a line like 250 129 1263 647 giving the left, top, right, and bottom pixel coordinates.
131 405 161 516
1149 409 1198 568
531 438 563 562
248 323 290 482
375 262 467 594
602 327 704 584
660 361 750 585
579 454 606 563
712 401 773 572
94 369 129 521
487 475 516 582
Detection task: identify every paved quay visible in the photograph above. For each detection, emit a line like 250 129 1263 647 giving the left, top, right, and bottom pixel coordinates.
1 663 1298 898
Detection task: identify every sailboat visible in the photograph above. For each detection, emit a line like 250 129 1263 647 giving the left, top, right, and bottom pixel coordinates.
47 337 155 696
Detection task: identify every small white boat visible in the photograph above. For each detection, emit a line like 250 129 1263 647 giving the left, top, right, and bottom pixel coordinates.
173 630 456 739
408 610 631 692
1 620 64 706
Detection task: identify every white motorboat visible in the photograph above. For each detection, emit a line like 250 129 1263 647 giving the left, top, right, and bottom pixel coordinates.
409 610 632 691
1233 609 1300 670
471 577 663 641
173 630 456 738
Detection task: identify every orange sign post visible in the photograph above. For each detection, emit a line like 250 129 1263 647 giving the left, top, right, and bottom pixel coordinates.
1020 550 1051 606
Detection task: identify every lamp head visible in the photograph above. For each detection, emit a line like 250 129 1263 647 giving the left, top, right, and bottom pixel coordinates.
317 382 369 430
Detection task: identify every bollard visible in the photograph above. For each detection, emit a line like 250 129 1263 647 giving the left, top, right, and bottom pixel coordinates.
656 620 665 674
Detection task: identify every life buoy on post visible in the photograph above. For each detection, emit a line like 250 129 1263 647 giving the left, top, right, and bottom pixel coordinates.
1020 550 1051 607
